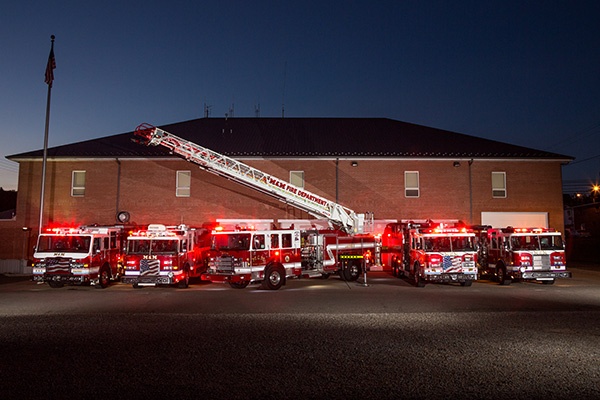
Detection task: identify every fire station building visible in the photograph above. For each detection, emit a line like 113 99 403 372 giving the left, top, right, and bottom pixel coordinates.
1 117 572 266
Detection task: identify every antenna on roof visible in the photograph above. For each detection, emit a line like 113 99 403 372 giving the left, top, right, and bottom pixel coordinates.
255 103 260 118
203 103 212 118
228 103 234 118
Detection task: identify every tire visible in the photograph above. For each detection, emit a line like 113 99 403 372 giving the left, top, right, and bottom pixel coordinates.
96 265 111 289
460 280 473 287
542 279 555 285
413 264 425 287
48 281 63 289
262 265 285 290
229 281 249 289
320 273 331 279
177 268 190 288
132 283 141 289
497 266 511 285
342 261 361 281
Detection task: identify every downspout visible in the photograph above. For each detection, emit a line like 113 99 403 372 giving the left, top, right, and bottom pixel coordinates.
115 158 121 218
468 159 473 224
335 158 339 204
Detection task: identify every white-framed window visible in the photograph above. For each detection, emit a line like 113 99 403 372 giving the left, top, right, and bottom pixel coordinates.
492 171 507 198
290 171 304 188
71 170 86 197
176 170 191 197
405 171 419 198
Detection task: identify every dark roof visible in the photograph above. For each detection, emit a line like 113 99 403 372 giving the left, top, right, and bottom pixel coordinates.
8 117 572 160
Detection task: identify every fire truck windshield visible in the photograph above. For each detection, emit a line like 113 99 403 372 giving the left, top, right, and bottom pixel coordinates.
423 236 475 252
451 236 476 251
423 237 451 252
36 235 92 253
211 233 251 250
127 239 179 254
511 235 563 251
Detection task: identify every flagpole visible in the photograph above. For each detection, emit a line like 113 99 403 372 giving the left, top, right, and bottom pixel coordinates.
39 35 55 236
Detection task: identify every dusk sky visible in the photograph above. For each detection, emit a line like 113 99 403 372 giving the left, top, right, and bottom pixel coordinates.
2 1 600 192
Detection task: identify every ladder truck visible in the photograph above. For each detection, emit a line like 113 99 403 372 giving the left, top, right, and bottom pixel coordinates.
133 124 376 289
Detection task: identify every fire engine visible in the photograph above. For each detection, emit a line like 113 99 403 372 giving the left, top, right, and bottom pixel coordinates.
32 225 127 288
202 225 375 289
474 226 571 285
121 224 211 288
381 221 478 287
133 124 376 289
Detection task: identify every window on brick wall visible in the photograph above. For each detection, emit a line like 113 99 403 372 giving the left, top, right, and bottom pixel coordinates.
290 171 304 188
176 170 191 197
492 171 507 198
71 170 86 197
405 171 419 198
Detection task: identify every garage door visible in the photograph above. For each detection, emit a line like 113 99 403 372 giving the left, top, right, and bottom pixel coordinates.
481 212 548 228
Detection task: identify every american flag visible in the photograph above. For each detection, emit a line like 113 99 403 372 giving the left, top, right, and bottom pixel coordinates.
442 256 462 273
140 259 160 276
44 43 56 87
45 257 70 274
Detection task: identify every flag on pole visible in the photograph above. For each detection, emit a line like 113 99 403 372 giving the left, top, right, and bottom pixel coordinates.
44 39 56 87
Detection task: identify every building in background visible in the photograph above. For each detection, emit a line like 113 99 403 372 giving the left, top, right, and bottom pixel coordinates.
1 117 572 269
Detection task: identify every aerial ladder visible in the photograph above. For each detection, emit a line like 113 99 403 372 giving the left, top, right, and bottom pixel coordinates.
133 123 371 234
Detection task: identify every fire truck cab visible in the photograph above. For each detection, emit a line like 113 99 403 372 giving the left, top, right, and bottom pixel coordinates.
122 224 210 288
383 221 478 287
32 225 126 288
476 226 570 285
202 227 375 290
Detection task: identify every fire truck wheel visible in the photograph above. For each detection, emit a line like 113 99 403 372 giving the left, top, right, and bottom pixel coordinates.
262 265 285 290
320 273 331 279
413 265 425 288
341 262 361 281
229 281 249 289
177 269 190 289
96 265 111 289
460 280 473 287
542 279 555 285
48 282 63 289
496 266 511 285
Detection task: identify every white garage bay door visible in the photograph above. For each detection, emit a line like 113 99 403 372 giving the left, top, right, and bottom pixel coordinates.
481 212 548 228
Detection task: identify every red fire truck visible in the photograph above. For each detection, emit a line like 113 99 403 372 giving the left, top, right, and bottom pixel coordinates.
475 226 570 285
381 221 478 287
202 226 376 289
133 124 378 290
121 224 211 288
32 225 127 288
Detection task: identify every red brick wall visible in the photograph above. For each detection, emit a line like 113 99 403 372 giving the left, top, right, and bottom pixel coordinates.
1 157 565 259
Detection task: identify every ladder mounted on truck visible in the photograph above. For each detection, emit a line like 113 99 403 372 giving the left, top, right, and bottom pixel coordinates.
133 123 370 233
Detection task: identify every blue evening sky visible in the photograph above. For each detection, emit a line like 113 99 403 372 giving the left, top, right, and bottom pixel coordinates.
1 1 599 192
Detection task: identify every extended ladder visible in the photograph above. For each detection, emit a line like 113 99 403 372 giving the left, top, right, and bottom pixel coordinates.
134 123 365 233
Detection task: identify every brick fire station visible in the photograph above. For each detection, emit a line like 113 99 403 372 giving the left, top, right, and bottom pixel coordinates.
1 117 572 264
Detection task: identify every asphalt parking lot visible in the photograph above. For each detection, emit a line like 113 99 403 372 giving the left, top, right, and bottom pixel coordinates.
1 266 599 400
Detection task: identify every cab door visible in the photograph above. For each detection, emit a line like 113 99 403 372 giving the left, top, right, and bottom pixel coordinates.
250 233 268 267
